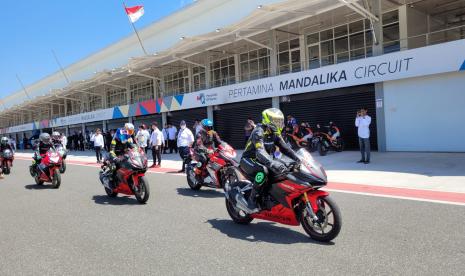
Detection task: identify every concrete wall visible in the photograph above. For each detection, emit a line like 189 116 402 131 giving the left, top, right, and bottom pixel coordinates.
384 71 465 152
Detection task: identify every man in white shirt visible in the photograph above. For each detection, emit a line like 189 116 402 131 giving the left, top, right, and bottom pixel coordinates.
93 129 105 163
167 123 178 154
355 108 371 164
176 120 194 173
149 122 164 168
136 124 150 153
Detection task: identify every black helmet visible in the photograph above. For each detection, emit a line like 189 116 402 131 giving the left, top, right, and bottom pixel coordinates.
39 133 51 144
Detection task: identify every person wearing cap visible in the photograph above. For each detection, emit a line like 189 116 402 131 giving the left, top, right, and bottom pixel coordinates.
176 120 194 173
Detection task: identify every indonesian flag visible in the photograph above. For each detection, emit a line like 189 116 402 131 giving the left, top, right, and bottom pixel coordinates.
125 5 144 23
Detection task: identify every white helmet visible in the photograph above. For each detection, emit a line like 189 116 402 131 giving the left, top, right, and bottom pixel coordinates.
124 123 135 135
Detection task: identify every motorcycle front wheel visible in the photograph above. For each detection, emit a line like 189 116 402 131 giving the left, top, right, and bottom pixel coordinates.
105 187 118 198
186 164 202 190
224 172 253 225
300 196 341 242
60 160 67 174
133 176 150 204
51 168 61 189
34 175 44 186
318 143 328 156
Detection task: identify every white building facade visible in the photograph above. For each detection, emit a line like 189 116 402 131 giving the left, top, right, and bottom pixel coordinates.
1 0 464 152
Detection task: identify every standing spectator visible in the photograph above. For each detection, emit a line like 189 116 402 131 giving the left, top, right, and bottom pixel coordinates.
61 133 68 150
136 124 150 153
9 137 16 151
176 120 194 173
105 130 114 152
193 119 203 136
23 136 28 150
149 122 163 168
286 115 297 134
244 118 255 143
167 123 178 154
162 124 169 154
78 131 85 151
73 132 79 151
355 108 371 164
93 129 105 163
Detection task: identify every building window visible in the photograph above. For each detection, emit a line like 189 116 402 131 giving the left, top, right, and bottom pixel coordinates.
210 56 235 88
306 9 399 68
164 70 189 96
278 38 301 75
130 80 153 103
88 95 102 111
240 48 270 82
107 88 127 107
192 66 206 92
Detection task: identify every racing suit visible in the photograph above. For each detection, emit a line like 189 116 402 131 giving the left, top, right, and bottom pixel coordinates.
33 141 53 174
194 128 223 168
108 128 135 186
240 124 300 201
328 125 340 141
0 143 14 170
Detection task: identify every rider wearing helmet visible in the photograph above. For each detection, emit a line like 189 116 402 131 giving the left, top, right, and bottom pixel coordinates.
51 131 62 145
240 108 301 212
328 121 340 141
32 133 54 174
110 123 136 160
193 118 223 171
0 137 12 152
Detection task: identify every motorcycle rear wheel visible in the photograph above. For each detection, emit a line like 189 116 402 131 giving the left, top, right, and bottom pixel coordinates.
186 164 202 190
133 176 150 204
300 196 341 242
3 164 10 175
51 168 61 189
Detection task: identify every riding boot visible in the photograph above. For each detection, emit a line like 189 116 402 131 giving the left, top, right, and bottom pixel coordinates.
247 184 261 213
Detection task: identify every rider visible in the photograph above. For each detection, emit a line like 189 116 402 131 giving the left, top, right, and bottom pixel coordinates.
328 121 340 142
0 137 13 178
51 131 63 147
108 123 136 183
240 108 301 212
32 133 54 175
193 118 223 173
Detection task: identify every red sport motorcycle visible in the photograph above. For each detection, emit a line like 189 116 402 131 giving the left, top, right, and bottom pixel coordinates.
99 145 150 204
224 149 341 242
185 142 238 190
1 149 14 175
29 148 62 188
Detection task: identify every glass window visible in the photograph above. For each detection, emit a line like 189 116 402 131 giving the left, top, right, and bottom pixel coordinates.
210 56 235 88
349 20 364 34
350 32 365 50
307 33 319 44
383 10 399 25
289 38 300 49
320 29 333 41
321 40 334 56
334 25 348 38
279 41 289 52
335 37 348 53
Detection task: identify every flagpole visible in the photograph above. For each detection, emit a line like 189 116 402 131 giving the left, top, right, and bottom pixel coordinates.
15 74 32 100
123 2 148 56
52 50 71 84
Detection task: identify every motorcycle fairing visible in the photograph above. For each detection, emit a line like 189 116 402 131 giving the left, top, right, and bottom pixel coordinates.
268 180 312 208
251 204 300 226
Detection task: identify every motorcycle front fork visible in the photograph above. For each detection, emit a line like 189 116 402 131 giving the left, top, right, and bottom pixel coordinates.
303 192 319 222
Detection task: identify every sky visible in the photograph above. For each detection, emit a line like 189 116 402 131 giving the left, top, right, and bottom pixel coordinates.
0 0 193 98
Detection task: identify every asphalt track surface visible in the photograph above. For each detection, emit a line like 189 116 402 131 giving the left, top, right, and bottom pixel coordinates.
1 160 464 275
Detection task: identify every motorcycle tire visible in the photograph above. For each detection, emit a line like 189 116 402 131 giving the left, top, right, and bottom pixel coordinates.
225 198 254 225
133 176 150 204
335 138 345 152
318 144 328 156
34 175 44 186
29 165 37 177
186 164 202 190
51 169 61 189
3 164 10 175
60 160 67 174
300 196 341 242
105 187 118 198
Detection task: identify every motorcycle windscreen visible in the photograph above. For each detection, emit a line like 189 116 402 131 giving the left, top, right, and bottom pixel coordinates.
295 148 327 183
48 149 61 164
128 148 146 169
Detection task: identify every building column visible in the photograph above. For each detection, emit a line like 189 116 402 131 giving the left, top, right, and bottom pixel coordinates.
126 80 131 105
299 34 307 71
102 120 107 132
81 123 85 135
65 125 69 137
399 5 408 50
234 54 240 83
161 112 167 127
269 30 280 109
372 0 386 152
187 65 193 93
207 106 214 121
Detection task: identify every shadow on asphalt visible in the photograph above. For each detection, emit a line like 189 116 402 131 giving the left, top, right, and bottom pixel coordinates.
176 187 224 198
91 195 140 205
206 219 334 245
24 184 54 190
